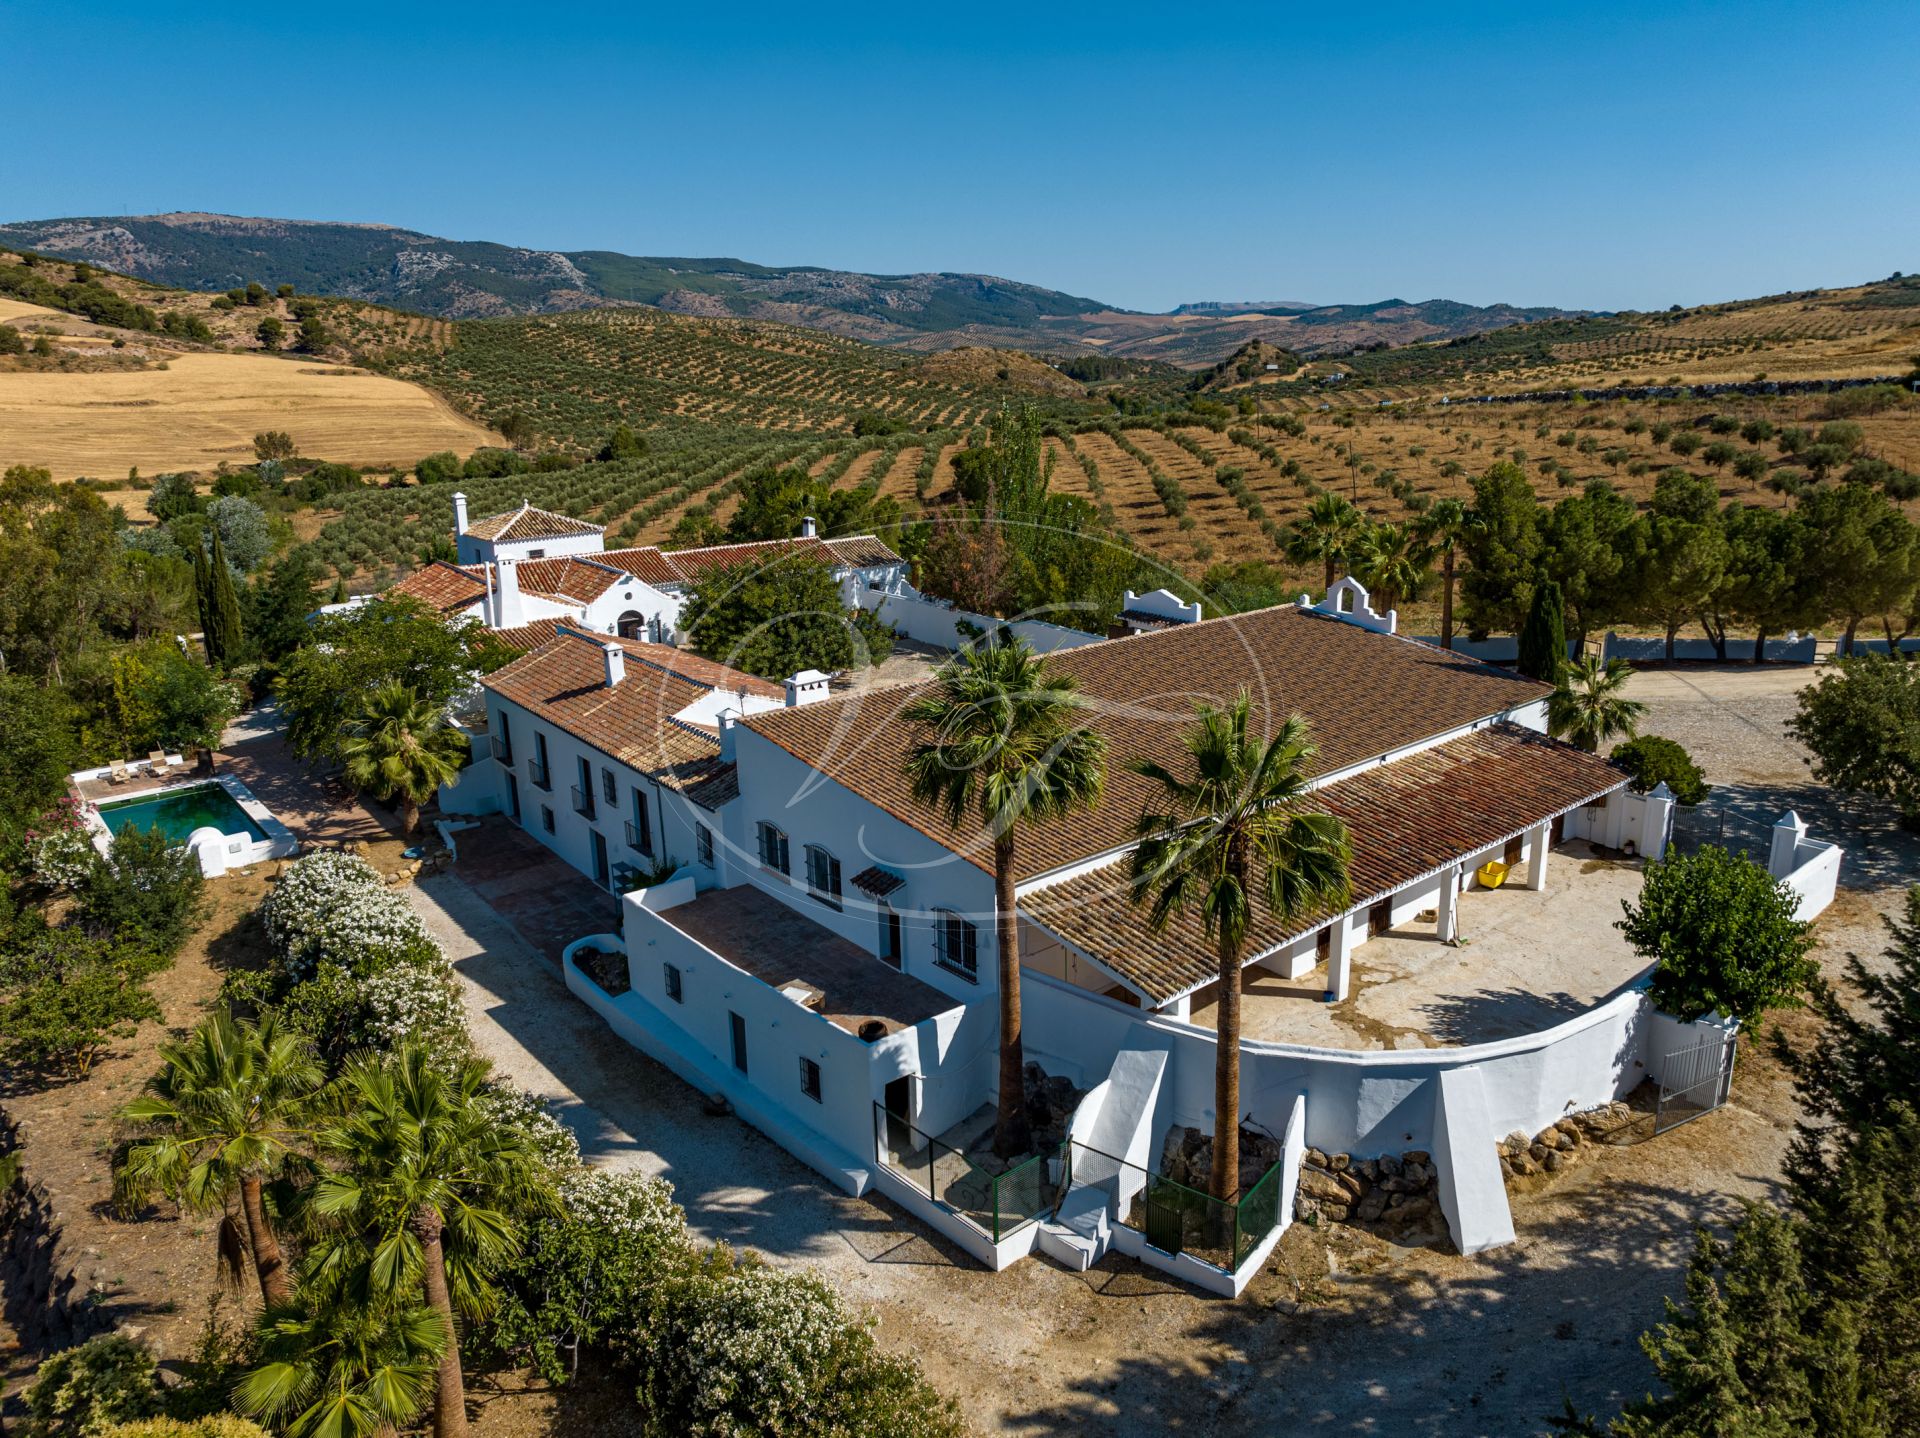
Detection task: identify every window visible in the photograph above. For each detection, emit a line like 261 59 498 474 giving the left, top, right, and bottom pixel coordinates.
663 963 683 1003
627 791 653 855
805 844 842 909
935 909 978 982
756 822 789 877
799 1057 822 1103
530 732 552 790
729 1012 748 1074
601 767 617 804
696 824 714 868
540 805 555 834
528 548 546 559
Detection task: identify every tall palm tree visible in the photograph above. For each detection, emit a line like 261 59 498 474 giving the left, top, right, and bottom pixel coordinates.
118 1010 321 1306
1548 655 1648 753
1353 521 1432 614
235 1282 447 1438
339 683 471 835
310 1045 551 1438
1414 498 1476 650
1284 493 1367 591
903 640 1107 1158
1128 696 1351 1202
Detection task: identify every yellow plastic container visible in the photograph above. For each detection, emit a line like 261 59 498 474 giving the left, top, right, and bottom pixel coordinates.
1475 859 1511 890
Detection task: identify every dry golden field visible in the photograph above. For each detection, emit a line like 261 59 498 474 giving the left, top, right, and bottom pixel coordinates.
0 351 498 480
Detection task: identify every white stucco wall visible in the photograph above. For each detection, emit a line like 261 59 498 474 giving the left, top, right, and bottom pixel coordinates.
458 528 605 566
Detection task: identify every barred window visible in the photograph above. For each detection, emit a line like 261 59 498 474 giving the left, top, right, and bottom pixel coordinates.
804 844 842 909
934 909 978 981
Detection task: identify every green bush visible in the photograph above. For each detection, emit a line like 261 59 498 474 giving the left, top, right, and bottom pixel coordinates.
100 1421 269 1438
1609 735 1710 805
23 1334 163 1436
76 826 206 957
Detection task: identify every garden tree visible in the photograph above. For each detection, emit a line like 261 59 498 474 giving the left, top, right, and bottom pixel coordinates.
414 451 462 485
0 674 74 830
1609 736 1709 805
0 464 126 683
338 682 473 835
596 423 647 462
1200 559 1294 616
69 639 238 762
279 600 506 762
1788 655 1920 828
309 1045 554 1438
1352 521 1430 614
237 1282 448 1438
253 431 297 463
1129 696 1351 1202
205 527 245 666
1460 461 1543 635
1548 655 1647 753
1284 492 1366 590
1620 845 1816 1023
1516 578 1568 682
77 824 207 955
149 471 202 522
206 495 273 574
1636 469 1729 660
117 1011 322 1306
723 463 900 544
243 548 322 663
0 929 163 1078
1006 491 1162 636
1541 481 1645 646
255 316 285 351
1413 498 1475 649
1795 483 1917 654
903 642 1106 1158
681 555 864 681
1715 503 1812 663
916 508 1012 616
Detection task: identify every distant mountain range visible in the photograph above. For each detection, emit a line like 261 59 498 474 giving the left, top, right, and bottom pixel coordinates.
0 213 1591 367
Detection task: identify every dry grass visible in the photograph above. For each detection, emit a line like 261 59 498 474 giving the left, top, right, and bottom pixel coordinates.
0 351 498 479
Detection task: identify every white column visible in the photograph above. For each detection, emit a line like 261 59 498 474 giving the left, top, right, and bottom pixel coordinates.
1326 915 1355 1002
1435 863 1461 943
1158 993 1192 1024
1525 821 1551 891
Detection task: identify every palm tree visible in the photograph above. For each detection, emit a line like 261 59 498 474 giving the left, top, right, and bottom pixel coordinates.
1414 499 1475 650
339 683 471 835
1548 655 1648 753
903 640 1107 1159
1284 493 1367 591
119 1010 321 1306
1128 696 1351 1202
310 1045 551 1438
1353 521 1432 614
235 1281 447 1438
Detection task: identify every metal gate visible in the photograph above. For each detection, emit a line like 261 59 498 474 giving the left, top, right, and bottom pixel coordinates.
1654 1031 1738 1134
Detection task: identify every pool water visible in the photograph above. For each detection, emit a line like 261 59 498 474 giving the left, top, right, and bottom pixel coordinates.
97 783 268 845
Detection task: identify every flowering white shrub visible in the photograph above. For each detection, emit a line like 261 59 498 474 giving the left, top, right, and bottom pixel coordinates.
479 1084 583 1175
262 852 441 979
358 964 469 1057
29 825 97 891
560 1168 681 1242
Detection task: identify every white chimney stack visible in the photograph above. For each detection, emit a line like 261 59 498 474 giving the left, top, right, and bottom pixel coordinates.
494 559 525 628
716 708 739 760
783 669 830 707
452 492 469 536
801 515 817 539
602 641 626 689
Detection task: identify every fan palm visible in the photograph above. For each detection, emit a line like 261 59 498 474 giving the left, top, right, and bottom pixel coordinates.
1548 655 1648 753
339 683 471 835
1284 493 1367 591
309 1045 552 1438
235 1280 447 1438
1128 695 1351 1202
903 640 1107 1158
1353 521 1432 614
118 1010 321 1306
1414 498 1476 650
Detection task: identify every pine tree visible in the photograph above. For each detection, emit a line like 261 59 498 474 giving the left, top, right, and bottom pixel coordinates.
207 528 244 669
1517 577 1568 683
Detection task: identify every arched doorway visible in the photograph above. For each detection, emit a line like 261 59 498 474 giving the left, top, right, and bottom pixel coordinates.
616 610 644 639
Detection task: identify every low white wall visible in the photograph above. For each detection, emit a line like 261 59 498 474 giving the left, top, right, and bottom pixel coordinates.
1562 788 1674 857
1840 637 1920 656
437 735 503 817
1780 839 1841 922
862 589 1101 654
1601 633 1819 664
1411 637 1579 664
80 771 298 875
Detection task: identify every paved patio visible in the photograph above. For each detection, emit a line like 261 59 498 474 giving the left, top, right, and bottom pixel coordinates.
447 816 621 965
1189 841 1649 1051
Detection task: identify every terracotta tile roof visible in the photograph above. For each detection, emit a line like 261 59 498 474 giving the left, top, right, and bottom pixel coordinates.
1021 724 1627 1003
597 545 687 586
479 630 772 797
511 556 627 603
850 864 906 898
742 604 1555 880
823 534 904 568
487 618 567 653
388 562 487 613
463 503 604 544
659 536 835 582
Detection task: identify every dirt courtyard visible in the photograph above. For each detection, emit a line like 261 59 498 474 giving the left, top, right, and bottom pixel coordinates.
429 661 1913 1435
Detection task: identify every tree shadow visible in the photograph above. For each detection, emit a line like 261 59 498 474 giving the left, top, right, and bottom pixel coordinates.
1414 987 1597 1045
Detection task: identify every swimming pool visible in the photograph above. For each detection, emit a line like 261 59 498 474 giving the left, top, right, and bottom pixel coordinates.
96 783 270 846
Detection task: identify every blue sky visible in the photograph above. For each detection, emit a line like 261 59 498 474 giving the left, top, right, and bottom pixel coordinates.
3 1 1915 313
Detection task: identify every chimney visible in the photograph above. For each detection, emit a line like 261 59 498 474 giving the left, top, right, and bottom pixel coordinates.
495 559 525 628
452 492 469 536
801 515 817 539
716 708 739 761
602 641 626 688
783 669 830 707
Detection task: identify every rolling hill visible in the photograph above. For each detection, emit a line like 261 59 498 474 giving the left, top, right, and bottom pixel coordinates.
0 212 1586 366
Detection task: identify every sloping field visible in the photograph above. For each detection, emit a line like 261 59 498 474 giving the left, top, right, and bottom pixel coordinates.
0 351 498 479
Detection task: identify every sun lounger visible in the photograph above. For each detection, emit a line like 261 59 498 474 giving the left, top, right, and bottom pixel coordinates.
108 759 132 785
148 749 169 769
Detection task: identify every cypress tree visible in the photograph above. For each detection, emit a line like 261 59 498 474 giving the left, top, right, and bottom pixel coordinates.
192 543 217 665
1517 578 1567 683
207 528 244 668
